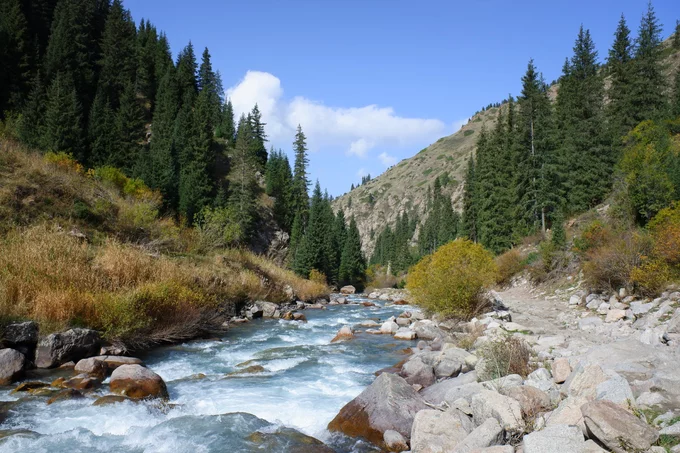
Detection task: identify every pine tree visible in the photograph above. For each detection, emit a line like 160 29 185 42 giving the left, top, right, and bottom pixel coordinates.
673 67 680 117
88 88 116 166
339 217 366 289
293 182 336 279
226 115 258 237
265 149 294 231
175 42 198 104
216 99 236 145
551 210 566 249
136 19 159 108
292 125 310 219
197 47 223 133
630 2 667 123
42 72 84 158
249 104 268 170
113 81 145 173
606 14 635 145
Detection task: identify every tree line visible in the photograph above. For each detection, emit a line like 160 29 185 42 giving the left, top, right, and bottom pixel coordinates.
0 0 367 288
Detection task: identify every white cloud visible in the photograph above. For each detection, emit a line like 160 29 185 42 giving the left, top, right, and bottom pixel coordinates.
225 71 446 157
378 152 397 167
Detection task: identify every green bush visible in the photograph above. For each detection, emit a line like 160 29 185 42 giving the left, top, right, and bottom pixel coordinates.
195 206 244 251
407 239 497 318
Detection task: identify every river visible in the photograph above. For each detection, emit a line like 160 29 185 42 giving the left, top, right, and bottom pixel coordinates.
0 295 415 452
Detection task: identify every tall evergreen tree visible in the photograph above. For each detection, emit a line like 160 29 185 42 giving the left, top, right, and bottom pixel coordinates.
175 42 198 104
606 14 636 145
42 72 84 158
339 217 366 290
0 0 31 115
197 47 223 132
265 149 294 231
249 104 268 169
113 81 145 173
216 99 236 146
88 88 116 166
291 125 310 219
460 155 477 242
226 115 258 237
674 20 680 50
18 71 46 148
136 19 160 108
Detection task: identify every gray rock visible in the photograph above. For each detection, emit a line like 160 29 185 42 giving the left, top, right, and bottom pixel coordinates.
410 409 471 453
74 357 107 380
422 371 478 405
561 363 608 400
578 317 603 331
481 374 524 391
109 364 168 399
570 295 584 306
469 447 514 453
433 348 467 378
471 389 525 434
605 309 626 323
583 439 608 452
328 373 428 446
443 382 485 406
2 321 38 360
254 301 279 318
0 348 25 385
340 285 356 294
581 400 658 453
394 328 416 340
35 328 101 369
412 321 443 341
595 372 635 407
546 396 588 435
523 424 585 453
630 301 655 315
596 302 611 315
452 418 503 453
659 422 680 437
400 357 435 388
381 321 399 334
383 429 408 452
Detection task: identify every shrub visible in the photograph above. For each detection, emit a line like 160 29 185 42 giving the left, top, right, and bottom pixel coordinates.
630 259 672 296
407 239 497 319
495 249 524 286
195 206 244 251
648 202 680 265
45 151 84 174
365 264 398 289
573 220 612 254
479 336 534 380
309 269 327 285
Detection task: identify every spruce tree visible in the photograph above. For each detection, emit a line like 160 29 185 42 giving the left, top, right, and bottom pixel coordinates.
460 155 477 242
293 182 336 279
42 72 84 158
18 71 46 148
265 149 294 231
136 19 159 108
88 88 116 166
606 14 635 145
197 47 223 133
113 81 145 173
175 42 198 104
0 0 31 114
249 104 268 170
292 125 310 219
226 115 258 237
339 217 366 290
674 20 680 49
673 67 680 117
216 99 236 146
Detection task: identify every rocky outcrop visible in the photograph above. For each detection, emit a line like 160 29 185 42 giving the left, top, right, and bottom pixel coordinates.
35 328 101 368
0 348 25 385
581 400 658 453
109 364 168 399
327 373 428 447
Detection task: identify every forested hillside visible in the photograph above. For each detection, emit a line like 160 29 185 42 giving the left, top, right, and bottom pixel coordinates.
0 0 366 289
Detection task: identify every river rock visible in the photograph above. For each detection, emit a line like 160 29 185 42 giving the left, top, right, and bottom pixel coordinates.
46 389 83 405
523 424 585 453
444 382 486 406
412 321 443 341
360 320 380 328
35 328 101 369
327 373 428 447
451 417 503 453
605 309 626 323
92 395 133 406
331 326 354 343
431 348 467 379
581 400 658 453
62 373 101 390
11 381 49 393
340 285 356 294
109 364 169 399
400 356 435 388
569 294 584 306
74 357 108 380
471 389 525 434
254 301 278 318
383 429 408 452
1 322 38 360
91 355 143 370
552 358 571 384
380 321 399 334
0 348 25 385
394 328 416 340
410 409 471 453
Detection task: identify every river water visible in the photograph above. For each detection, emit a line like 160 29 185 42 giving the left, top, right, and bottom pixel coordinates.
0 295 415 452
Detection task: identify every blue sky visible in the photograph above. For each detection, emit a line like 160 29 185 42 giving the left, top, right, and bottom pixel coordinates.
126 0 679 196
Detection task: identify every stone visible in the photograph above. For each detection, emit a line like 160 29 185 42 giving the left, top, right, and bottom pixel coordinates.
561 363 608 400
331 326 354 343
340 285 356 294
471 389 525 434
660 423 680 436
328 373 428 446
400 357 435 388
11 381 49 393
412 321 443 341
292 312 307 322
362 302 377 307
1 322 38 360
410 409 471 453
444 382 486 406
631 301 655 315
383 429 409 452
360 320 380 328
451 417 503 453
396 317 410 327
380 321 399 335
502 386 551 417
254 301 279 318
605 309 626 323
74 357 108 380
636 391 667 408
570 294 584 306
46 389 83 405
91 355 143 370
595 372 635 407
394 328 416 341
597 302 611 315
581 400 658 453
583 440 608 453
523 424 585 453
432 349 467 379
62 373 101 390
35 328 101 368
503 322 529 332
552 358 571 384
0 348 25 385
109 364 169 399
481 374 524 391
579 317 603 331
546 396 588 435
421 371 478 404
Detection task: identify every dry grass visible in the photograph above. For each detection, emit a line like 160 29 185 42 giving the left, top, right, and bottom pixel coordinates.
495 249 524 287
479 336 534 379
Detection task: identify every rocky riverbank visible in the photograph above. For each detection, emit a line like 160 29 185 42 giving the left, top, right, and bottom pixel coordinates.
326 279 680 452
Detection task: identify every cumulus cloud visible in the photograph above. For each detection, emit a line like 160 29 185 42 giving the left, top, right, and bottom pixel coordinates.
225 71 446 157
378 152 397 167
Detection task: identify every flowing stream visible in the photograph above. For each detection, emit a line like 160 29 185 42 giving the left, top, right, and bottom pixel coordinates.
0 295 414 452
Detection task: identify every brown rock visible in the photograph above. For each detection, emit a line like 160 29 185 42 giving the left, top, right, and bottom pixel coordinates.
393 300 409 305
581 400 658 453
62 373 101 390
11 381 49 393
109 364 168 399
328 373 428 447
227 365 266 376
552 358 571 384
47 389 83 405
331 326 355 343
362 302 377 307
92 395 133 406
502 385 551 417
292 312 307 321
0 348 25 385
340 285 356 295
74 357 107 380
91 355 143 371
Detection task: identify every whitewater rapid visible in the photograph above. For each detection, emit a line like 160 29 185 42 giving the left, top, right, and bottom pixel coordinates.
0 295 415 452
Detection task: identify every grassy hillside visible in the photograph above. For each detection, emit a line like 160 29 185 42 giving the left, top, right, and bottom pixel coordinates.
0 140 328 350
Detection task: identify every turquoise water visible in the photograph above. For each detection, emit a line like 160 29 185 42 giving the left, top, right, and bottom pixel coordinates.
0 295 415 452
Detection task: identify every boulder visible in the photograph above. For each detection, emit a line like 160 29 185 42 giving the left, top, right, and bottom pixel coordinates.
396 317 410 327
412 321 443 341
35 328 101 368
1 322 38 360
62 373 101 390
254 301 278 318
581 400 658 453
360 320 380 328
91 355 143 370
451 418 503 453
11 381 49 393
331 326 354 343
561 363 608 400
546 396 588 434
432 348 467 379
481 374 524 391
595 372 634 407
569 294 584 306
384 429 409 452
340 285 356 294
605 309 626 323
328 373 428 447
46 388 83 405
422 371 479 405
109 364 169 399
74 357 108 380
523 424 585 453
410 409 471 453
400 357 435 388
394 328 416 341
444 382 485 406
380 321 399 335
471 389 525 434
552 358 571 384
0 349 25 385
501 385 551 417
583 439 608 453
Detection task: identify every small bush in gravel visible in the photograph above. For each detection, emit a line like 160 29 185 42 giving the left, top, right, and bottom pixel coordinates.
479 336 534 379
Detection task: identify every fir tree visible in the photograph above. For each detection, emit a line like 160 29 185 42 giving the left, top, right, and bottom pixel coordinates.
0 0 31 114
175 42 198 104
197 47 223 133
291 125 310 219
339 217 366 290
265 149 294 231
42 72 84 158
113 81 145 173
226 115 258 237
606 14 635 145
460 155 477 242
249 104 268 170
136 19 159 108
551 210 566 249
216 99 236 145
674 20 680 49
88 88 116 166
673 67 680 117
18 71 46 148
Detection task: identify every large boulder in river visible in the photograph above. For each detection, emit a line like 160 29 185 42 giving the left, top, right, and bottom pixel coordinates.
74 357 108 380
109 364 168 399
253 301 278 318
328 372 428 447
35 328 101 368
340 285 356 294
0 348 25 385
1 321 38 360
331 326 354 343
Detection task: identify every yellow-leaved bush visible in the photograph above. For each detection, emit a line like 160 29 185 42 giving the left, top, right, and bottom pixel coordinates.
407 239 497 319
